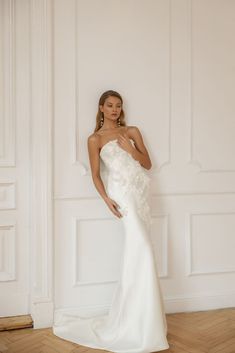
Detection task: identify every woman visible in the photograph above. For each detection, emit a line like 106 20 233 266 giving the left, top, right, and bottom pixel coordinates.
53 90 169 352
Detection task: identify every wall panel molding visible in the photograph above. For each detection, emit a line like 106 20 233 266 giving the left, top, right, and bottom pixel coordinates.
72 213 168 289
72 217 123 287
0 223 16 281
73 0 172 176
186 211 235 276
0 182 15 209
188 0 235 173
151 213 169 278
0 0 15 166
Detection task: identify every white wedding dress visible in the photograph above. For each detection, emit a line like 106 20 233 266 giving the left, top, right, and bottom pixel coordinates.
53 138 169 353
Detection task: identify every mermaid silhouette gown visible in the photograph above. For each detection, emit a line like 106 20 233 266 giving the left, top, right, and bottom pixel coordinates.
53 138 169 353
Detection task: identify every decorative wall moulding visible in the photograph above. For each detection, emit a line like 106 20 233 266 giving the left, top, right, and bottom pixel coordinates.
73 0 172 176
151 213 169 278
0 0 16 167
0 223 16 281
71 213 168 289
0 182 15 209
72 216 122 287
185 212 235 276
188 0 235 174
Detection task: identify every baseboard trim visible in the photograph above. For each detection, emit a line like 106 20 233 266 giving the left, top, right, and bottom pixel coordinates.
164 290 235 313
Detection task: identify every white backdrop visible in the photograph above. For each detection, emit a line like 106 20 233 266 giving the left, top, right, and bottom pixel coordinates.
53 0 235 319
0 0 235 328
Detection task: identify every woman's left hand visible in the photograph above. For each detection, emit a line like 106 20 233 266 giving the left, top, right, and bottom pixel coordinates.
117 133 134 154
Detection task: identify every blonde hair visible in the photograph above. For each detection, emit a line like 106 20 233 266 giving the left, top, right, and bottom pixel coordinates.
94 90 126 132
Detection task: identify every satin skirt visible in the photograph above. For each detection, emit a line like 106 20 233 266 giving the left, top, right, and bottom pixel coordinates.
53 191 169 353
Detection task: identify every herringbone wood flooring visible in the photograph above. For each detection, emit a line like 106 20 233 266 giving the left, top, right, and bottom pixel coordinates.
0 307 234 353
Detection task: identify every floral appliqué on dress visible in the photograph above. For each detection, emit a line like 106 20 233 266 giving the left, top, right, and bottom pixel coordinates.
100 139 153 229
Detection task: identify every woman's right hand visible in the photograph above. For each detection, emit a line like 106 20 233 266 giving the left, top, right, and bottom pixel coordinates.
104 197 123 218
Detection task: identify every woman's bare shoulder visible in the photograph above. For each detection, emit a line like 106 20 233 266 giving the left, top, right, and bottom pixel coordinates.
126 125 140 131
87 132 100 147
126 125 141 136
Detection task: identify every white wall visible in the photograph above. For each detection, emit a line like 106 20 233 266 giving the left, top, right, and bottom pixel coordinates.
0 0 235 328
53 0 235 320
0 0 53 327
0 0 31 316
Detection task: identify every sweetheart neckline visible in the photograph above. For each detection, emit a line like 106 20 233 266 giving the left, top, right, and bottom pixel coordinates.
99 139 118 154
99 138 134 155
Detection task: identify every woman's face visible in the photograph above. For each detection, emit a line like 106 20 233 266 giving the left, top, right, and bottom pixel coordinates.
100 96 122 121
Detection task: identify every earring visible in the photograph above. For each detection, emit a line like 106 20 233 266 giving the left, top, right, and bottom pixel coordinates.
117 117 121 127
100 114 104 127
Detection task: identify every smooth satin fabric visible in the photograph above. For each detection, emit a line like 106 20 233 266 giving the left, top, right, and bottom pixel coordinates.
53 139 169 352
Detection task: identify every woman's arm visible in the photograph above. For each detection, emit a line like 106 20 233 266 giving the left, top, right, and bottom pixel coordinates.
118 126 152 170
87 135 109 201
87 135 123 218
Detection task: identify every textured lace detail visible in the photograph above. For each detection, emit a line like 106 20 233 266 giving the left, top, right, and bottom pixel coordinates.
100 139 153 228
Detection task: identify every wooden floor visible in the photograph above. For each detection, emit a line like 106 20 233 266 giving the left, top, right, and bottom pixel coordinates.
0 307 234 353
